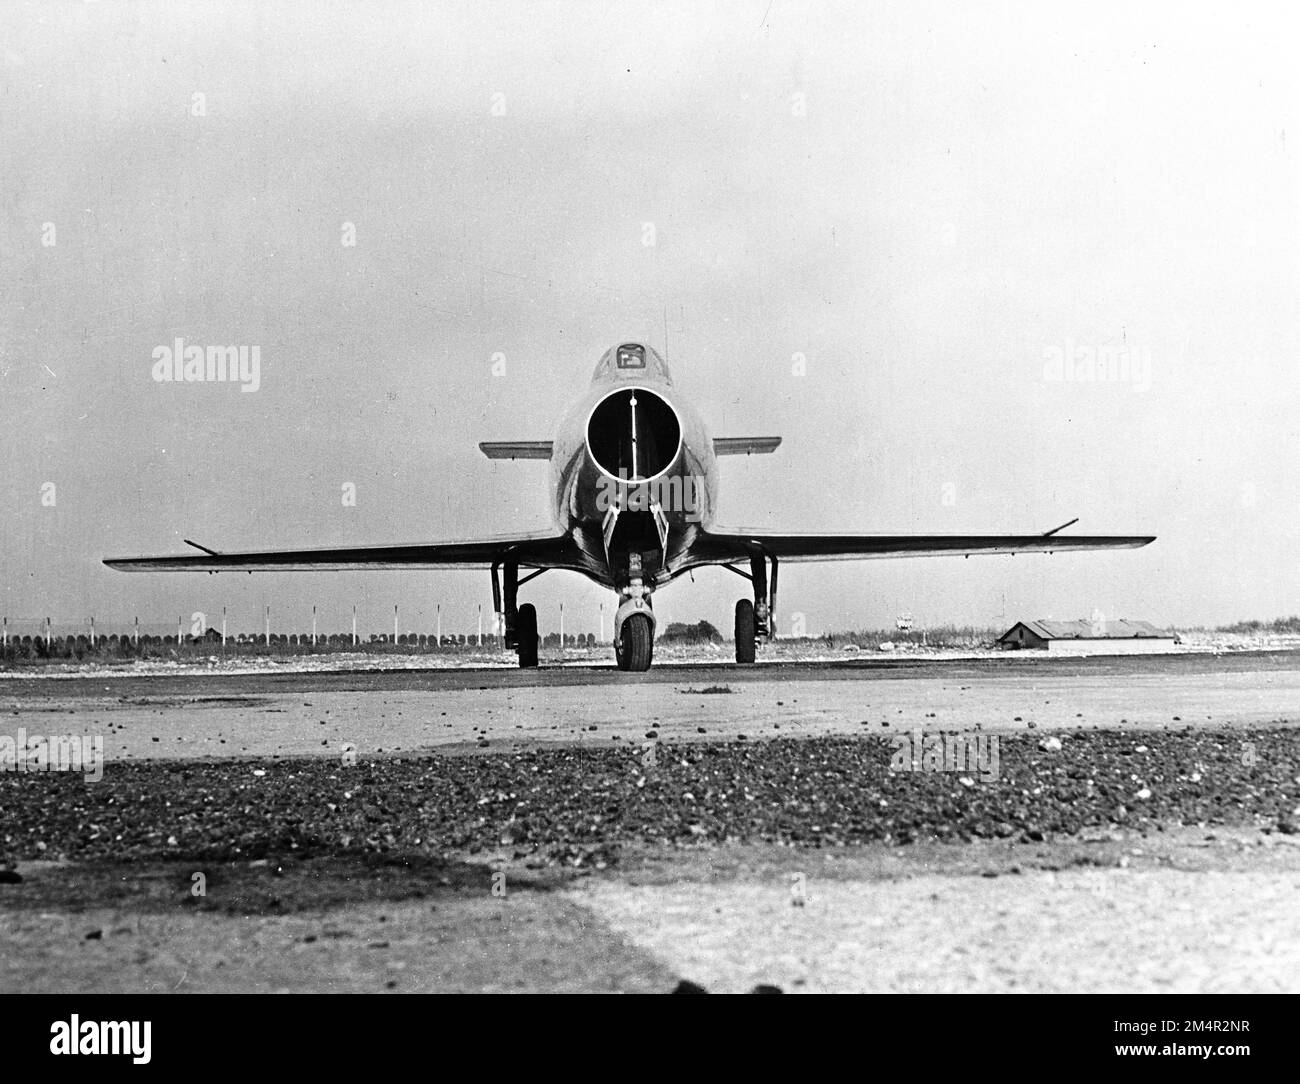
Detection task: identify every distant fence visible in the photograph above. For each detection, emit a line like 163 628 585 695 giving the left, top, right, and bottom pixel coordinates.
0 625 602 665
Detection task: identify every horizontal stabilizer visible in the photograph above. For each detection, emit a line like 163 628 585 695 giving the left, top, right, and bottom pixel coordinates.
713 436 782 456
479 441 553 460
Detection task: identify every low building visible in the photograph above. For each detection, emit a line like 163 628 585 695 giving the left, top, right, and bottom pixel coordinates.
997 618 1178 655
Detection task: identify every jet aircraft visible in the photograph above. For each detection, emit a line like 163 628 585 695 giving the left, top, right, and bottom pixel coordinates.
106 342 1155 670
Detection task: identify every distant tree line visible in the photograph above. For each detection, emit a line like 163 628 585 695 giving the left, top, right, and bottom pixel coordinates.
1215 616 1300 634
659 620 723 643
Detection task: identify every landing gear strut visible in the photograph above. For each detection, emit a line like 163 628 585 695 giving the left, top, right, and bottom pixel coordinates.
726 550 778 664
492 559 542 669
611 551 655 672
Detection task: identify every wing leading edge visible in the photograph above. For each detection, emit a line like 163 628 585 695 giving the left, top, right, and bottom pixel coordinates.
104 532 586 573
687 529 1155 565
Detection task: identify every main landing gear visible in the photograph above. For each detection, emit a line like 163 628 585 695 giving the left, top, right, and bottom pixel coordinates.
734 599 756 664
491 548 776 672
492 559 542 669
726 551 778 665
516 603 538 668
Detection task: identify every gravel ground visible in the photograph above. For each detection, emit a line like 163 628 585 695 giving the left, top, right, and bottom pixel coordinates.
4 727 1299 992
3 729 1298 869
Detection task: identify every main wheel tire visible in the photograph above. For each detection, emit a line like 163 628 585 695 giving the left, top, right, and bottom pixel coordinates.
517 603 538 668
734 599 757 664
617 613 654 672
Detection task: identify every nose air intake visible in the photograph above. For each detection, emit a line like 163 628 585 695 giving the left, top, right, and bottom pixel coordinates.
586 387 681 481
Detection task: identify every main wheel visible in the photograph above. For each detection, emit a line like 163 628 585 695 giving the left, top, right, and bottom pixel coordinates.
734 599 757 664
517 603 538 668
617 613 654 672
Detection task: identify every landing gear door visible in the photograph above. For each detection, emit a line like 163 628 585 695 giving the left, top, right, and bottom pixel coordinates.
650 498 670 557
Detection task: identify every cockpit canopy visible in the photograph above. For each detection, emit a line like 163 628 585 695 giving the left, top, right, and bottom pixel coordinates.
590 342 674 386
616 343 646 369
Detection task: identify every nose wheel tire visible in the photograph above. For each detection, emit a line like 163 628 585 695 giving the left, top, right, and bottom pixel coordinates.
734 599 757 664
616 612 654 672
516 603 538 668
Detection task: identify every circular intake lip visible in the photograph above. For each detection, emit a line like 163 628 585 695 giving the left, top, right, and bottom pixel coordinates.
584 385 683 484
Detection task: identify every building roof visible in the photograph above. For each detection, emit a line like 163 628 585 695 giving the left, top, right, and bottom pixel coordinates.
1000 619 1174 641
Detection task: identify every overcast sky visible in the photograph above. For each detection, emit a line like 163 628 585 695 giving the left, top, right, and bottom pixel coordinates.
2 0 1297 637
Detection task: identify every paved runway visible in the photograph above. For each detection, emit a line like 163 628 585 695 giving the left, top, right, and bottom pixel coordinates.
2 652 1297 762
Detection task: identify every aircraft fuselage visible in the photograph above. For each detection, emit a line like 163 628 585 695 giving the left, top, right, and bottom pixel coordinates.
548 343 718 595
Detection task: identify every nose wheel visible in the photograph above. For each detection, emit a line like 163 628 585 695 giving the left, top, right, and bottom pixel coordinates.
616 612 654 672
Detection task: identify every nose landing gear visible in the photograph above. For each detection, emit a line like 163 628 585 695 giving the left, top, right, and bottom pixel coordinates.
613 552 655 672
